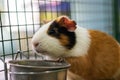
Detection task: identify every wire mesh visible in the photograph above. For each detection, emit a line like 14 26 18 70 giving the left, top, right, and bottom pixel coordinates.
0 0 118 80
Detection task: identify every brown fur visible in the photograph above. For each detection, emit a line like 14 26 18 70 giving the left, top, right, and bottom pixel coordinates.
59 34 69 47
65 30 120 80
56 16 76 31
56 16 67 27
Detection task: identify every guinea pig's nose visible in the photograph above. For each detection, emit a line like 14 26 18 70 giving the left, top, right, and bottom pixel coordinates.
33 42 39 47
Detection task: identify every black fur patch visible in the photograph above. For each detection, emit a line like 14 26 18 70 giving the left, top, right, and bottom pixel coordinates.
47 21 76 49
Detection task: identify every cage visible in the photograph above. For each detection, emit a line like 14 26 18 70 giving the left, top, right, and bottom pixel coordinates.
0 0 119 80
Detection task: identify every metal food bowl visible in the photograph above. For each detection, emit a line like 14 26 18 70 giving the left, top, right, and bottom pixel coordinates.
9 60 70 80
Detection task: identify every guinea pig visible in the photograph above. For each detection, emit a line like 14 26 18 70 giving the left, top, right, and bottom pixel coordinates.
32 16 120 80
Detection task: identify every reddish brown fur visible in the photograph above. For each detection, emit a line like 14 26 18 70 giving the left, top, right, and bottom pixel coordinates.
56 16 76 31
65 30 120 80
59 34 69 46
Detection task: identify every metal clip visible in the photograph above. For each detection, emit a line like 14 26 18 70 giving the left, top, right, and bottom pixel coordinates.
14 50 23 60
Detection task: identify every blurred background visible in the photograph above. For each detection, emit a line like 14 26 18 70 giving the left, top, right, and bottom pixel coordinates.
0 0 120 80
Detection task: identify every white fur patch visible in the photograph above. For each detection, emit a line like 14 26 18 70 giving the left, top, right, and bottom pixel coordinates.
67 71 84 80
64 26 91 57
32 21 67 57
32 21 91 58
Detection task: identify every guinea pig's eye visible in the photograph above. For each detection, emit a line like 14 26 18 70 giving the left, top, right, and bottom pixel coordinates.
48 29 56 34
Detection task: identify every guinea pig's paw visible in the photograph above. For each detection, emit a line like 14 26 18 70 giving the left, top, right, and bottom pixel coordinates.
67 71 84 80
56 58 65 62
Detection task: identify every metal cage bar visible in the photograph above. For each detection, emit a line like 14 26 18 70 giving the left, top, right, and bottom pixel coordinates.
113 0 120 42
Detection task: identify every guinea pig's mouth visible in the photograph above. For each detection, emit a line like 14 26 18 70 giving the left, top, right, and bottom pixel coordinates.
32 46 48 55
34 49 48 54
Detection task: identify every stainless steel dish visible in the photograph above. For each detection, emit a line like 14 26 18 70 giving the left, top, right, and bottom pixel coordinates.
9 60 70 80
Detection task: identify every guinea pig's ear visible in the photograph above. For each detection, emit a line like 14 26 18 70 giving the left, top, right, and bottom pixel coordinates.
58 16 77 32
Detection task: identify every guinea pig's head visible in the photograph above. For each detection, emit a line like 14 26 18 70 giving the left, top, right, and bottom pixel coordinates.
32 16 77 57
